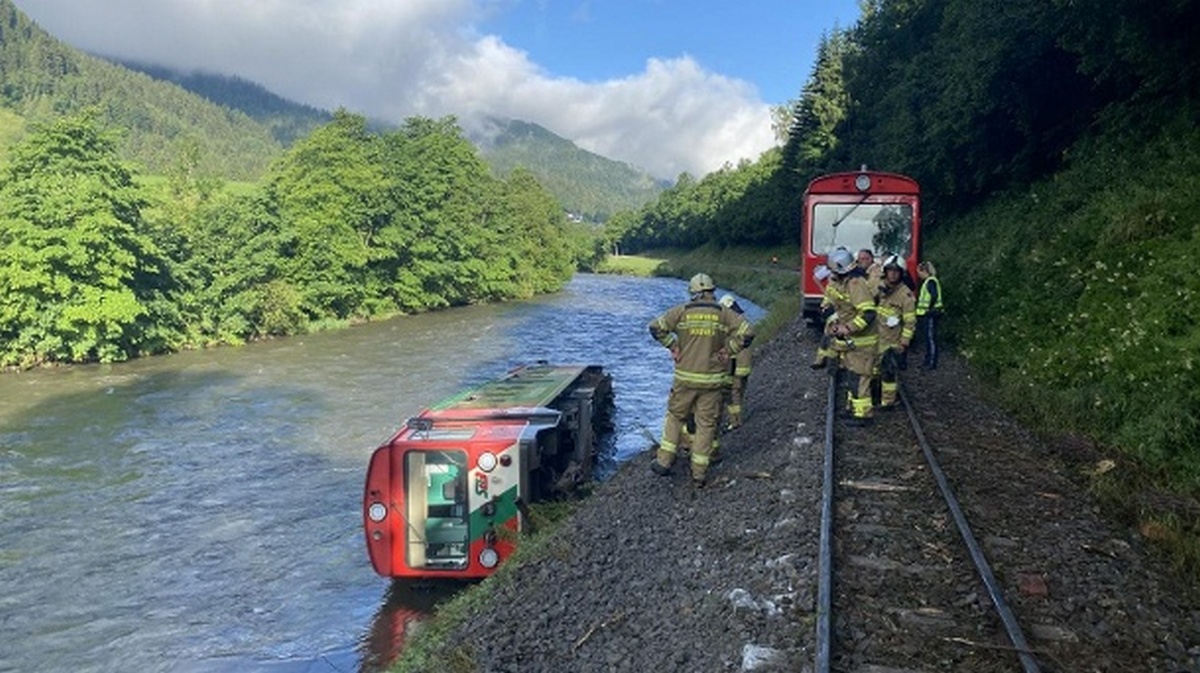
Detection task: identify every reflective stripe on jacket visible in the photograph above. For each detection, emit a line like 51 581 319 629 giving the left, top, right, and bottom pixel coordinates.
649 297 755 390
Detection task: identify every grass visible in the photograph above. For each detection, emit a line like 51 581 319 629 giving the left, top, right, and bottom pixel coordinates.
593 253 668 277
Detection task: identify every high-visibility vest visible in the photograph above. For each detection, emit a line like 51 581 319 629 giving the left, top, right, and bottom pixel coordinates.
916 276 944 316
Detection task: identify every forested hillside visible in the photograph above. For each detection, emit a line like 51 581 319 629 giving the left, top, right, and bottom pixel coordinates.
115 61 333 147
610 0 1200 562
469 117 665 222
0 0 282 179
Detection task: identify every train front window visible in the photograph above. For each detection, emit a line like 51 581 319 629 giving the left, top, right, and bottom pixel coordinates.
811 202 914 258
403 450 469 570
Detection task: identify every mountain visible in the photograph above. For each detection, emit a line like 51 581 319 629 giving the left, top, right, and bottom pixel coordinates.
0 0 283 180
468 117 665 222
114 61 332 147
1 0 661 217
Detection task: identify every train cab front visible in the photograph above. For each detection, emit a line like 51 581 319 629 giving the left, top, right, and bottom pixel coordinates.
363 419 522 579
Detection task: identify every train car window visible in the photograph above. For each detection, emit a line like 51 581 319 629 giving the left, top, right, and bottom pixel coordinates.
811 203 914 257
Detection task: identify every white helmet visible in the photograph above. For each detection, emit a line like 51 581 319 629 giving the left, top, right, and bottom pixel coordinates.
688 273 715 294
719 294 743 313
827 248 855 275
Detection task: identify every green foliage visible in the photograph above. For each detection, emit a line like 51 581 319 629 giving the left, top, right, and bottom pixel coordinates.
609 149 795 253
929 109 1200 490
0 112 177 365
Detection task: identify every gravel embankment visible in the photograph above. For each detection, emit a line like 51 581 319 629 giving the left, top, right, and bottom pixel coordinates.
421 316 1200 672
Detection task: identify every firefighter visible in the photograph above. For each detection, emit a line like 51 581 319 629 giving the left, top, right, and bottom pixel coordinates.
823 248 879 425
809 264 837 369
649 273 754 486
875 255 916 410
718 294 752 430
915 260 944 370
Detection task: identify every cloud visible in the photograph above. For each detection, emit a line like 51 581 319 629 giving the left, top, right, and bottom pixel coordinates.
19 0 778 179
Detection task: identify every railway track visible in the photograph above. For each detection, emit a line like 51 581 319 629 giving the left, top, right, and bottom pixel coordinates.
815 370 1042 672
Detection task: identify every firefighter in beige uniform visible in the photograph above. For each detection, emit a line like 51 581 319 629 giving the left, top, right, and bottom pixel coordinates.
719 294 752 430
875 255 916 410
649 273 754 485
823 248 879 425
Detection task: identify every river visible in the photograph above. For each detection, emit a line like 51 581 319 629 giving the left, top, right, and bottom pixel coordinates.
0 273 763 673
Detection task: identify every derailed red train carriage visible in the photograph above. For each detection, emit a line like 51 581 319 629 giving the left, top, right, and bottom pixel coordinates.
363 363 614 579
800 170 921 322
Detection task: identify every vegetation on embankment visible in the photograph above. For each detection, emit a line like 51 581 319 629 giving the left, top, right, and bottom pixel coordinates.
926 107 1200 576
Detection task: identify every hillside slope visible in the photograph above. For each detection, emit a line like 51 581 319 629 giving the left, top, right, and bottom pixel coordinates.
0 0 282 179
469 117 665 222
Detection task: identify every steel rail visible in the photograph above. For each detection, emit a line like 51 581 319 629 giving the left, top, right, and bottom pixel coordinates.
814 370 837 673
899 383 1042 673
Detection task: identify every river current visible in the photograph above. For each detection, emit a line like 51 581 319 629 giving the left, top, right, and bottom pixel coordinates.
0 273 763 673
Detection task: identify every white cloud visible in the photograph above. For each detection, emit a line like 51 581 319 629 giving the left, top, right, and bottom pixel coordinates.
17 0 778 179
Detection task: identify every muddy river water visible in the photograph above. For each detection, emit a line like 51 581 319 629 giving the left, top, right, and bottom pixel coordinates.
0 274 762 673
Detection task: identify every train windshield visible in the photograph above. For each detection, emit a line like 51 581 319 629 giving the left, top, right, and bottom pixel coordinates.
403 450 469 570
810 202 914 258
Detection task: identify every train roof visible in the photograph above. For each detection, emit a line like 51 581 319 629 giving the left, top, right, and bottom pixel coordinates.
424 363 591 418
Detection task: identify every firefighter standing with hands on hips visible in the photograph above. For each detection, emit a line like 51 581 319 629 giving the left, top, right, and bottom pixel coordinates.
875 255 916 410
820 248 879 426
649 273 754 487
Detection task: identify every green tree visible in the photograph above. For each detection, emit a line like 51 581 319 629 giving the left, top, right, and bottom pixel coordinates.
265 110 390 319
0 112 175 366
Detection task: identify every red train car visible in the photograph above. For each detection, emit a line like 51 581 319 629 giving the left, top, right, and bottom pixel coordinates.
800 170 921 321
363 363 613 579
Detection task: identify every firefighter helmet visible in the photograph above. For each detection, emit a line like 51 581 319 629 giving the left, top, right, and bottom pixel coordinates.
827 248 855 275
688 273 715 294
882 254 904 271
719 294 743 313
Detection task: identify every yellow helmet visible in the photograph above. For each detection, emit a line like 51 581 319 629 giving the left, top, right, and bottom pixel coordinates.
688 273 715 294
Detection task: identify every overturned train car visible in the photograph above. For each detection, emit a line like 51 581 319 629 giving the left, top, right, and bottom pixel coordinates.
363 363 614 579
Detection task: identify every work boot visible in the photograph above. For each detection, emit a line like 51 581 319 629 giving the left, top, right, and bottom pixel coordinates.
692 475 708 488
650 462 672 477
844 416 874 428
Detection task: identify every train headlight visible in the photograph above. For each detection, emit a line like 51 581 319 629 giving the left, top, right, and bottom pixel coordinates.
367 502 387 522
477 451 497 472
855 174 871 192
479 547 500 569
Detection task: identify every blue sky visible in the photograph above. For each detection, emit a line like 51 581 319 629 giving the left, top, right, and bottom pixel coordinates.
16 0 861 179
483 1 858 105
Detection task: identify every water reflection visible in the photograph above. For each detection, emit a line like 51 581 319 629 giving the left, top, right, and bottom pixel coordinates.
358 581 462 672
